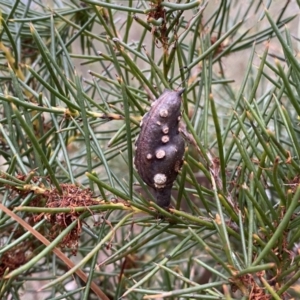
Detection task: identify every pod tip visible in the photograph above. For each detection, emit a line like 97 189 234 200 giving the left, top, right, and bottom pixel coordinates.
177 88 185 96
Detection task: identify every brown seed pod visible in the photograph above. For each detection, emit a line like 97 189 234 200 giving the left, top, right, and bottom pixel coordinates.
134 89 185 208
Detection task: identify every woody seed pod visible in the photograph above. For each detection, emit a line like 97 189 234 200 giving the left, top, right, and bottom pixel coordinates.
134 89 185 208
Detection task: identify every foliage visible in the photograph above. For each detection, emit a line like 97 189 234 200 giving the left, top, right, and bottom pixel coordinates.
0 0 300 299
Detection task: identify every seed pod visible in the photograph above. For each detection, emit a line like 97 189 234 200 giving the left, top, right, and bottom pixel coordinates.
134 89 185 208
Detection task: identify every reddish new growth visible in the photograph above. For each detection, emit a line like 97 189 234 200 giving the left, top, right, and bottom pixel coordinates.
2 171 102 255
0 242 32 278
230 272 271 300
147 1 168 49
34 184 99 255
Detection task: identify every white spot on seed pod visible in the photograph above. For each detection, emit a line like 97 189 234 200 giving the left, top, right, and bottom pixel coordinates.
146 153 152 159
178 115 181 121
161 135 169 143
156 149 166 159
162 126 169 134
159 109 168 118
156 121 161 125
153 173 167 188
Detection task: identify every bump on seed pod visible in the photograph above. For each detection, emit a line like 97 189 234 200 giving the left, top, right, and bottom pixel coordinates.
134 89 185 208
